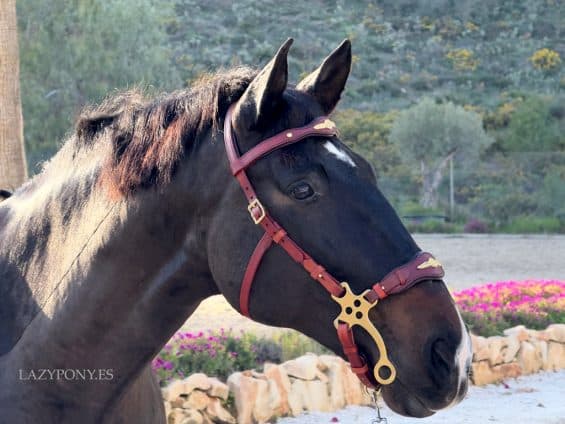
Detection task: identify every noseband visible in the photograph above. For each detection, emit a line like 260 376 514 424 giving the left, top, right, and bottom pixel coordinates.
223 104 445 388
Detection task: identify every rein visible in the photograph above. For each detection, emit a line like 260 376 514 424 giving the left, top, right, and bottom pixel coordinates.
223 104 445 388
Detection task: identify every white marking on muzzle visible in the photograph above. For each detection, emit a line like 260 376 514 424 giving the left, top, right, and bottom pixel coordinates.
323 141 356 167
446 306 473 408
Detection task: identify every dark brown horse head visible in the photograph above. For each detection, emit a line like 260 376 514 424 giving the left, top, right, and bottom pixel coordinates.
207 39 471 417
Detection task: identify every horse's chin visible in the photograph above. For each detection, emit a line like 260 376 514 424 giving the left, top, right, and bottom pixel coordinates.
380 382 436 418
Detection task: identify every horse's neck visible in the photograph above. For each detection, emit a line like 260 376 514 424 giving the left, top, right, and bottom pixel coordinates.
1 140 220 407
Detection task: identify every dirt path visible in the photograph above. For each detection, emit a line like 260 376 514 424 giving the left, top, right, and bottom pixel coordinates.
183 234 564 335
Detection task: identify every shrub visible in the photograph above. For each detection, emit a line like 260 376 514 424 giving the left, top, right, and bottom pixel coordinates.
272 331 330 361
501 216 563 234
529 48 561 72
152 329 260 384
502 96 562 152
152 329 329 385
445 48 479 72
252 338 283 364
464 218 490 233
405 220 460 233
453 280 565 337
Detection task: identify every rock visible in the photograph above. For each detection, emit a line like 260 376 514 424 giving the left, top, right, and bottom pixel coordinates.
502 335 521 363
208 377 229 401
304 380 331 412
517 341 542 375
341 362 366 405
227 372 273 424
164 379 189 402
471 360 522 385
503 325 529 340
183 390 211 411
227 373 254 424
179 410 204 424
206 398 236 424
545 342 565 370
470 334 490 362
320 356 346 410
493 362 522 380
252 378 273 423
185 373 213 393
282 355 325 381
264 363 291 416
542 324 565 343
287 378 305 416
486 336 507 366
171 397 185 408
168 409 189 424
164 401 172 418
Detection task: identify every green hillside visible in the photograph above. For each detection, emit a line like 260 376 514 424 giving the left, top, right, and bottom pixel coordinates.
16 0 565 232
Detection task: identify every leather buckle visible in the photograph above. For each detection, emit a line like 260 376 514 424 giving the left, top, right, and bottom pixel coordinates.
248 199 266 224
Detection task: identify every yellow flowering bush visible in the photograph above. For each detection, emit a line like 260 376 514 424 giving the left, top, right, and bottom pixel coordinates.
446 48 479 71
530 48 561 71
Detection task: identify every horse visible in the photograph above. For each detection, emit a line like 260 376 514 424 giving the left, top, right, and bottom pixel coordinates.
0 39 471 423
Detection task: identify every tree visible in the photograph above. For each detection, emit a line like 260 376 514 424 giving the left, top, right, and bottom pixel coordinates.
0 0 27 189
17 0 179 171
390 98 492 208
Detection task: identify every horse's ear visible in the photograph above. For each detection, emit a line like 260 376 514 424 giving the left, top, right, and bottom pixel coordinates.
77 110 121 141
234 38 292 131
297 39 352 114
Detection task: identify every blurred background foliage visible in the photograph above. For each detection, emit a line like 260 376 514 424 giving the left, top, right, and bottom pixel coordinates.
17 0 564 232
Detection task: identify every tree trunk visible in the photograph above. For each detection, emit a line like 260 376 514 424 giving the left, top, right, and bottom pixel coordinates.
0 0 27 190
420 153 455 209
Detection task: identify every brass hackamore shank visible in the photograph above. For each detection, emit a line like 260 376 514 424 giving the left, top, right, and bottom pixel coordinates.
331 282 396 385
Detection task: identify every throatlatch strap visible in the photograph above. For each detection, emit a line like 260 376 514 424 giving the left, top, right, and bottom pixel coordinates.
239 233 273 317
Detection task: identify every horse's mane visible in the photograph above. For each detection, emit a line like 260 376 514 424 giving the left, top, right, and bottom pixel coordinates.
74 67 258 197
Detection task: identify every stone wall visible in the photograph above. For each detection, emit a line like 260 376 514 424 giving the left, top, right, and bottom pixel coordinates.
162 324 565 424
470 324 565 385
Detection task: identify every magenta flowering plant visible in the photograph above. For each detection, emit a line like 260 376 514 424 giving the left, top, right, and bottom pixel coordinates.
151 328 263 384
152 328 329 385
452 280 565 337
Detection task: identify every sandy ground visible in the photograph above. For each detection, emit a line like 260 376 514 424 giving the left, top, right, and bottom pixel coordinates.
183 234 565 335
277 370 565 424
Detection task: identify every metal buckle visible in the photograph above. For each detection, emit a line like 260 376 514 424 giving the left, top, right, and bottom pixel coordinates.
248 199 266 224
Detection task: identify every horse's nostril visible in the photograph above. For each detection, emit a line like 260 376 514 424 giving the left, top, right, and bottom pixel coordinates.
430 339 453 382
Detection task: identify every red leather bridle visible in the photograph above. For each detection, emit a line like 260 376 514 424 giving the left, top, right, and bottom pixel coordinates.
223 104 445 389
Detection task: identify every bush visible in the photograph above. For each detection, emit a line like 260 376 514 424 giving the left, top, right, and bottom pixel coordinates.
272 331 330 361
529 48 561 72
405 220 461 233
501 96 562 152
253 338 283 364
464 218 490 233
152 329 329 385
400 201 444 217
152 329 259 384
453 280 565 337
445 48 479 71
501 216 563 234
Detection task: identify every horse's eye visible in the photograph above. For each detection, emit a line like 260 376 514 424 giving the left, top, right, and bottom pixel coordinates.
290 182 314 200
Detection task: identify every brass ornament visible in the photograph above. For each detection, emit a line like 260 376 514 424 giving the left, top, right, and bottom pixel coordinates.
313 119 337 130
416 257 442 270
331 282 396 385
